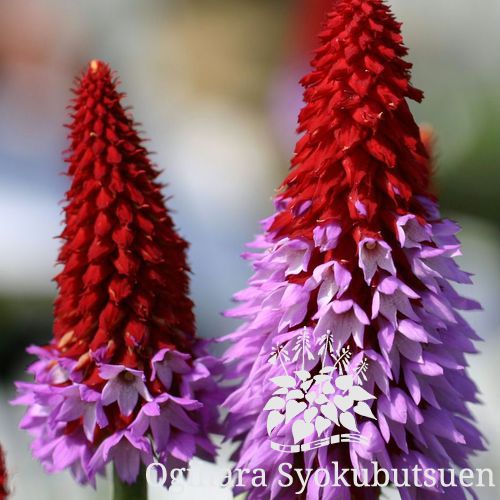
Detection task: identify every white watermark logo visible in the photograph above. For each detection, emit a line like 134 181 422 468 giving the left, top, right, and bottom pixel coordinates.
145 327 495 494
264 328 376 452
145 462 495 493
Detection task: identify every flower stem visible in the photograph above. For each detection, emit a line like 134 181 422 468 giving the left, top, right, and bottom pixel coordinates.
113 465 147 500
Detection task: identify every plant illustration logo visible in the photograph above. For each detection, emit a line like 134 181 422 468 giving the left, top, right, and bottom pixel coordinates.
264 328 377 453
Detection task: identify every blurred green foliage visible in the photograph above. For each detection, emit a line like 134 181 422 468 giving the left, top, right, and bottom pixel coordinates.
438 98 500 227
0 295 52 378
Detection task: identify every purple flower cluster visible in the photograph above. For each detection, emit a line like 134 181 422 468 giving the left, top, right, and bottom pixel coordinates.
223 196 484 498
14 343 223 485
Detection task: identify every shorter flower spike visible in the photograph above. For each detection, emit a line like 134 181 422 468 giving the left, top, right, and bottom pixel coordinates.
13 60 224 486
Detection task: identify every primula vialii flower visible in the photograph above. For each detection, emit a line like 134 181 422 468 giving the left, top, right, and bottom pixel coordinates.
223 1 484 498
14 60 223 486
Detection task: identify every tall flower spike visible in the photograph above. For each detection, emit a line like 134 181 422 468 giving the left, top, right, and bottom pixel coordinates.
14 60 223 488
223 1 484 498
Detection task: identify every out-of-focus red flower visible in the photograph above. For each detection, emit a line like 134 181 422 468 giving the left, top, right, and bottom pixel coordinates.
0 446 8 499
288 0 334 56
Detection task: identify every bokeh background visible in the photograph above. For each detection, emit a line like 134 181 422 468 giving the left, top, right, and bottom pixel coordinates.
0 0 498 498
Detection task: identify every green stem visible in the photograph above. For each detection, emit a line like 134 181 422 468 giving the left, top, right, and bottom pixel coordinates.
113 465 147 500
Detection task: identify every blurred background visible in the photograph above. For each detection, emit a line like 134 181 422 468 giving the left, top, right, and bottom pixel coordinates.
0 0 498 498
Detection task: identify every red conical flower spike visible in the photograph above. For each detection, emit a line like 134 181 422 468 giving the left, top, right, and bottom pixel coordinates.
14 60 223 485
57 60 195 372
273 8 430 239
223 1 483 498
